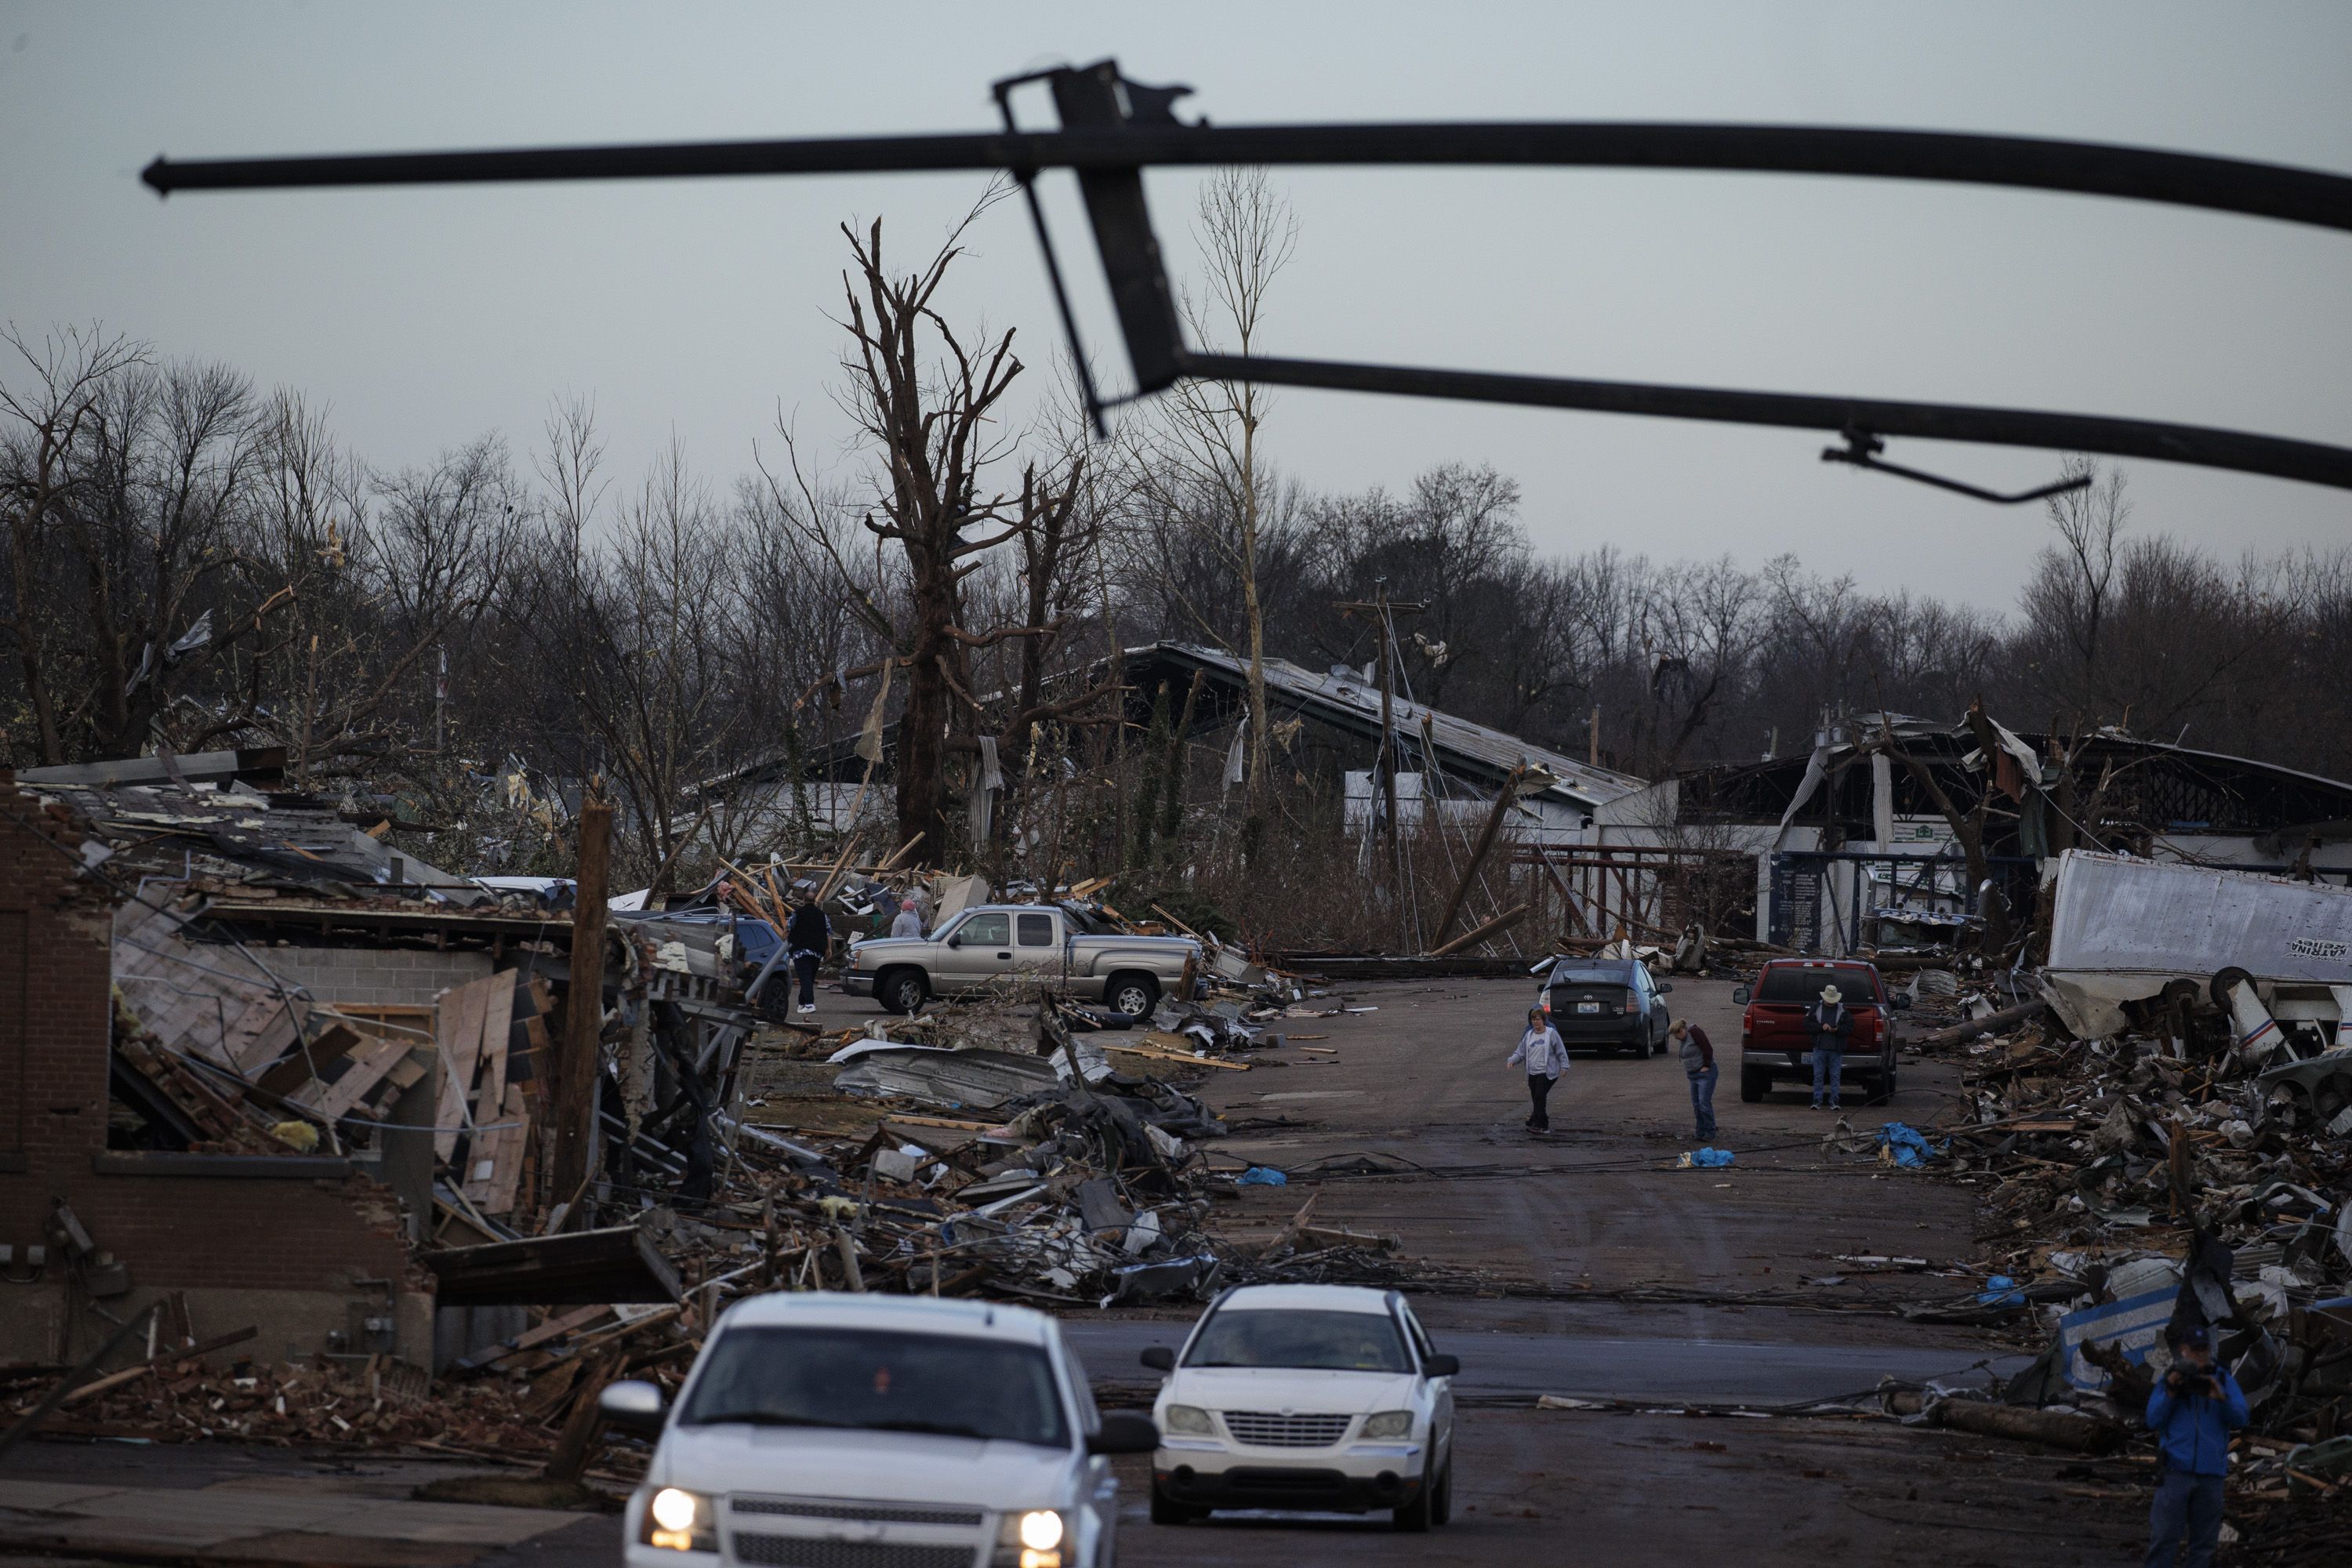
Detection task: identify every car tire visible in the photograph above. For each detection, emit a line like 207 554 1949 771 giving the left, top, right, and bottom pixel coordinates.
1431 1450 1454 1526
880 968 927 1016
1106 972 1160 1018
1393 1457 1436 1532
1149 1484 1200 1526
1868 1062 1899 1105
1739 1064 1769 1103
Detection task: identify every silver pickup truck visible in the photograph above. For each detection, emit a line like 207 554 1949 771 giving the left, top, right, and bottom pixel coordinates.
842 902 1200 1016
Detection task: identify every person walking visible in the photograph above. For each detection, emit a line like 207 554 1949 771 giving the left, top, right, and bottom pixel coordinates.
2143 1323 2246 1567
1806 984 1853 1109
1671 1018 1718 1140
1508 1006 1570 1134
889 898 924 939
784 892 833 1016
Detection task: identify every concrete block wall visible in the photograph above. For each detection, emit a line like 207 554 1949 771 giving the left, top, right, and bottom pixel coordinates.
255 945 492 1007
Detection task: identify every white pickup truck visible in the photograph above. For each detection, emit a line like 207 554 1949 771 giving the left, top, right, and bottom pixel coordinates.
843 902 1201 1017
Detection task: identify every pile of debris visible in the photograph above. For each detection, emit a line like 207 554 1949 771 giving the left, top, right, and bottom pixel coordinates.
1882 853 2352 1557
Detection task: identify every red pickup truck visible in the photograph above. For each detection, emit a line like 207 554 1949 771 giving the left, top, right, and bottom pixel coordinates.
1733 958 1908 1105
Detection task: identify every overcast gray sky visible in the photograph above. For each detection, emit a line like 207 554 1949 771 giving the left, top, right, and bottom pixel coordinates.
5 1 2347 606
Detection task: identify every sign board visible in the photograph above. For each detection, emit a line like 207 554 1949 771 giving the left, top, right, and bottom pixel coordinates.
2058 1286 2176 1392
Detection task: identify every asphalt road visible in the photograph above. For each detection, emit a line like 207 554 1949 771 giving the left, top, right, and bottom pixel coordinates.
1061 1319 2025 1406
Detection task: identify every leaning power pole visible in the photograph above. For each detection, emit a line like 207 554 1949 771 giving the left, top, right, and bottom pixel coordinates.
550 781 612 1225
1337 583 1424 946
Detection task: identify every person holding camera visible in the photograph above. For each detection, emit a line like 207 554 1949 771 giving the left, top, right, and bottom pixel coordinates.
2143 1322 2247 1568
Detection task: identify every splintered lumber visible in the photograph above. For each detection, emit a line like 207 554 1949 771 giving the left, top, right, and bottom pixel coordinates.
1101 1036 1250 1071
423 1224 681 1307
1429 902 1533 958
254 1022 364 1100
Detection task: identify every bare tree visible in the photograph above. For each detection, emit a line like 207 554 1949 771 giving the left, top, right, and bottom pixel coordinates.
771 207 1116 866
1127 167 1298 818
0 324 151 763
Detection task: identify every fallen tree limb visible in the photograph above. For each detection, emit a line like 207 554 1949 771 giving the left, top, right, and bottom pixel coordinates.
1910 999 2049 1048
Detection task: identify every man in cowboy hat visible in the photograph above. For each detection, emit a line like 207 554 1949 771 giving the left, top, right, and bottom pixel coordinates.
1806 983 1853 1109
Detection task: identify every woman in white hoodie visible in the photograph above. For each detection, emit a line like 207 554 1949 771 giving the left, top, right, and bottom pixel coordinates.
1508 1006 1570 1134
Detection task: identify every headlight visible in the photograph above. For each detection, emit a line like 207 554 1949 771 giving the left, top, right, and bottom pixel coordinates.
993 1509 1067 1568
1360 1410 1414 1439
1161 1403 1214 1435
641 1486 714 1552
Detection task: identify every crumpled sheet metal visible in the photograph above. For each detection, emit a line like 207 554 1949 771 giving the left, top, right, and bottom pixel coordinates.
831 1047 1062 1110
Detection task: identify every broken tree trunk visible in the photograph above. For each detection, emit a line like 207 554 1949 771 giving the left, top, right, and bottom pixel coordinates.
551 788 612 1215
1428 764 1527 952
1910 999 2049 1048
1430 902 1532 958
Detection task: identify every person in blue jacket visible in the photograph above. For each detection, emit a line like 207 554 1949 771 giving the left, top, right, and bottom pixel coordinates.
2143 1322 2247 1568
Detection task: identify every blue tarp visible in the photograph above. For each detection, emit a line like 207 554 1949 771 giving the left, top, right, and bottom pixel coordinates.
1685 1147 1736 1168
1878 1122 1936 1167
1236 1167 1288 1187
1976 1273 2025 1306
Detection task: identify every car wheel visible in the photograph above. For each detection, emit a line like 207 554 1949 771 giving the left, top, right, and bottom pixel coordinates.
1149 1483 1200 1526
1107 973 1159 1018
1870 1062 1899 1105
880 968 927 1016
1432 1451 1454 1526
1739 1065 1769 1104
1392 1457 1435 1532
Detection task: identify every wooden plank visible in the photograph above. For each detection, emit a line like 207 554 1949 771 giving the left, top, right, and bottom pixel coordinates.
433 973 497 1161
470 971 518 1133
303 1034 414 1120
481 1083 531 1215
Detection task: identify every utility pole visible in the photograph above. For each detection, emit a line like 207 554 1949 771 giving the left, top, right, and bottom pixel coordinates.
550 780 612 1225
1335 583 1425 945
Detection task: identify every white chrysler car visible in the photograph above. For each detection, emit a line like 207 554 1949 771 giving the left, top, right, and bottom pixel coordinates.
1139 1283 1458 1530
599 1293 1156 1568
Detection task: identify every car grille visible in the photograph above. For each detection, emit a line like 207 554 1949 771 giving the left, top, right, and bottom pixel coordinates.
729 1538 975 1568
1220 1410 1354 1447
724 1495 983 1568
733 1501 985 1528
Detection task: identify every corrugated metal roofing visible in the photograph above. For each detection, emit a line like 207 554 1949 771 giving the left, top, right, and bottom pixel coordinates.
1127 642 1646 811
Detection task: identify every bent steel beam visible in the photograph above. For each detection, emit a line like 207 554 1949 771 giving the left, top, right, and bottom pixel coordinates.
138 60 2352 494
140 122 2352 235
1175 351 2352 493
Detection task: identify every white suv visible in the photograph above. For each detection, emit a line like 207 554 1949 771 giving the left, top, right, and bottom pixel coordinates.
599 1293 1156 1567
1139 1283 1458 1531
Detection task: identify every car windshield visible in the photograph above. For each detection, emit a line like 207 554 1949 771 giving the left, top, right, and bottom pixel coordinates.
1184 1308 1412 1373
678 1327 1069 1448
1058 902 1110 935
1758 965 1879 1004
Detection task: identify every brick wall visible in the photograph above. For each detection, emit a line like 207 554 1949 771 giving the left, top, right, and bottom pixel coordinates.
0 778 430 1367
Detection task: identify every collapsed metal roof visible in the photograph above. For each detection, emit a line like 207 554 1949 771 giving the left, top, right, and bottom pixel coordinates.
1119 642 1646 814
